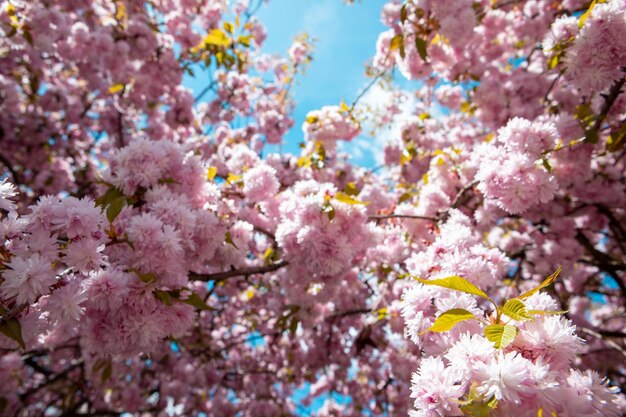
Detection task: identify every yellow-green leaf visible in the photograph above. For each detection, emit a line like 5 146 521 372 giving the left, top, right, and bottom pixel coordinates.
237 35 252 47
226 173 243 184
519 266 562 300
389 34 403 52
461 399 498 417
305 115 319 124
225 230 238 249
485 324 517 349
527 309 568 316
578 0 596 28
421 308 475 334
501 298 533 322
207 166 218 181
607 123 626 152
223 21 234 34
335 192 368 205
204 28 231 47
108 83 125 94
181 291 212 311
414 276 492 301
343 182 359 196
322 201 336 221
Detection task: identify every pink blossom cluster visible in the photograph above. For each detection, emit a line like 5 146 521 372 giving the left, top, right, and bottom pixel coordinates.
475 118 559 214
1 0 626 415
302 106 361 145
276 180 372 278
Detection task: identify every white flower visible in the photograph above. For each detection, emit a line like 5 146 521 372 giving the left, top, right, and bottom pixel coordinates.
0 179 17 212
475 351 535 404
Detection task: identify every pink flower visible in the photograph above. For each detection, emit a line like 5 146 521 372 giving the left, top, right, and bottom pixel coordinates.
1 254 55 304
44 280 88 325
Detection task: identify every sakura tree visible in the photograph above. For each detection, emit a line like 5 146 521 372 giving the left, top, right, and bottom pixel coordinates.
0 0 625 416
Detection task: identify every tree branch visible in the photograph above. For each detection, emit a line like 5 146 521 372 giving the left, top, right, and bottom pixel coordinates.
190 261 289 282
368 214 437 222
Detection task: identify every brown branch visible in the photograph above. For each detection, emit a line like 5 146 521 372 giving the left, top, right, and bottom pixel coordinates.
437 179 480 223
20 358 85 400
591 73 625 133
450 179 479 210
190 261 289 282
575 230 626 300
0 303 27 326
329 308 372 319
578 327 626 358
368 214 437 222
0 153 22 186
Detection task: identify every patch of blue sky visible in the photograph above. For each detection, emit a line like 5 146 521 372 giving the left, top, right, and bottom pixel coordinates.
247 330 266 347
292 382 351 417
183 0 390 168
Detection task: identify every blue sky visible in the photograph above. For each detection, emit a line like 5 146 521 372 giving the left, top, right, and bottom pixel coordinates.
184 0 389 167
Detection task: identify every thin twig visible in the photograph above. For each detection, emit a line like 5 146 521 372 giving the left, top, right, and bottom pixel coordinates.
578 327 626 358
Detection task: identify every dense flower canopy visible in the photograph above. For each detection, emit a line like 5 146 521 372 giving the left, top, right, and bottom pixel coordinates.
0 0 625 416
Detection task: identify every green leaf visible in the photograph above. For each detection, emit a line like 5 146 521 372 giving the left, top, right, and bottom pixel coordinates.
415 37 428 61
154 289 173 306
22 27 33 45
343 182 359 196
335 192 368 205
95 187 124 207
129 269 157 284
421 308 475 334
400 4 408 22
106 196 126 223
180 292 212 311
289 316 299 335
485 324 517 349
584 128 599 144
225 230 239 249
501 298 533 322
0 317 26 349
322 201 335 221
414 276 492 301
519 266 562 300
157 177 179 185
92 358 108 373
101 360 112 383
